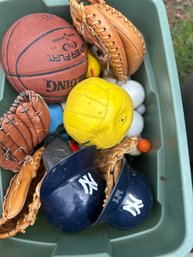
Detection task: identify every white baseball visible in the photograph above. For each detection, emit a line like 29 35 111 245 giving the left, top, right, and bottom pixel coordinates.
60 101 66 110
126 111 144 137
128 146 142 156
102 75 117 84
136 104 146 115
121 80 145 109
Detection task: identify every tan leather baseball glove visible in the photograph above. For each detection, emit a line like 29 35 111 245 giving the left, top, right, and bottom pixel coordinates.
0 91 50 172
94 136 138 206
0 147 45 239
70 0 146 82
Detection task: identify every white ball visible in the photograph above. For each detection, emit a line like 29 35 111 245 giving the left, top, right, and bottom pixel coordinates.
102 75 117 84
126 111 144 137
128 146 141 156
136 104 146 115
60 101 66 110
121 80 145 109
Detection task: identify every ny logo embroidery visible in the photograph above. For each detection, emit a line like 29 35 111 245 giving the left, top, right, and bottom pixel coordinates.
123 194 144 217
78 173 98 195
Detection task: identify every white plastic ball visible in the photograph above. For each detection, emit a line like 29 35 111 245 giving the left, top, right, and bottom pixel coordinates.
128 146 141 156
126 111 144 137
136 104 146 115
102 75 117 84
60 101 66 110
121 80 145 109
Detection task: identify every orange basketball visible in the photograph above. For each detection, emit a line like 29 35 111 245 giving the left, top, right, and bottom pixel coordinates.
1 13 88 103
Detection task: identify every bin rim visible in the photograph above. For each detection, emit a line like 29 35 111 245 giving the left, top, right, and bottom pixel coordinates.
151 0 193 256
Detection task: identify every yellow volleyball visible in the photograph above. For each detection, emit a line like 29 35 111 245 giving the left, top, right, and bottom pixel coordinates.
63 77 133 149
86 50 101 78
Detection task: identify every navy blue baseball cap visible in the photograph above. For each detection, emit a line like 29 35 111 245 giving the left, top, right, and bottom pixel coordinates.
40 145 106 232
95 159 153 229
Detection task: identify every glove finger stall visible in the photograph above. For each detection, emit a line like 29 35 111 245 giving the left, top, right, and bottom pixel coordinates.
0 127 26 163
29 91 50 138
1 114 33 154
16 103 42 147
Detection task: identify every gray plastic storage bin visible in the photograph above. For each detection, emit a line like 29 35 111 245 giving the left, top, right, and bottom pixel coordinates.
0 0 193 257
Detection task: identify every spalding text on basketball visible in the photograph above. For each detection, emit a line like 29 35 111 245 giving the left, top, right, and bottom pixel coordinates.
46 74 85 92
